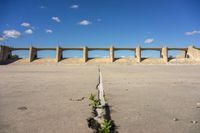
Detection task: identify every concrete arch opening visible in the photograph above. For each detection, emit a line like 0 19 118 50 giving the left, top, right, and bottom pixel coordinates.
61 50 83 63
62 50 83 58
168 50 186 59
11 50 29 59
4 48 30 64
2 45 200 64
141 50 161 59
115 50 135 58
88 50 109 59
37 50 56 58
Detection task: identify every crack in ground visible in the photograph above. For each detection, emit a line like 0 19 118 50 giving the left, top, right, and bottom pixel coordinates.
87 66 117 133
69 97 85 101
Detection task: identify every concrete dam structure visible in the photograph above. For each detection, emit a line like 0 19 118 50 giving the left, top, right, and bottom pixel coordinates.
0 45 200 64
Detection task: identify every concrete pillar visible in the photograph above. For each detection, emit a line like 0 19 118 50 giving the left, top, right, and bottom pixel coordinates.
187 45 200 61
184 50 187 58
29 46 37 62
56 46 62 62
160 51 162 58
0 45 12 64
83 46 88 63
0 46 3 63
161 47 168 63
136 46 141 62
110 46 114 62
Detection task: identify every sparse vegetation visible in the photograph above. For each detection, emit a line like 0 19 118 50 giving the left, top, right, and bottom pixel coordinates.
99 119 112 133
89 93 101 109
87 69 115 133
88 93 114 133
10 55 19 59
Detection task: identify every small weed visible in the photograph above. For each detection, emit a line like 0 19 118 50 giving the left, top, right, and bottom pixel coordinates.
89 93 101 109
10 55 19 59
169 55 173 59
99 119 112 133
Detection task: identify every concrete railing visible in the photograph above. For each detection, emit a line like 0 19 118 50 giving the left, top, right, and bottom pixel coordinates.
0 45 200 64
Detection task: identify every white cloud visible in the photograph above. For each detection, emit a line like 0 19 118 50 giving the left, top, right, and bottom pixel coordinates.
3 29 21 39
46 29 53 33
120 55 134 58
25 29 33 34
70 5 79 9
52 17 61 22
21 22 31 27
78 20 91 26
93 55 109 58
0 36 5 41
185 30 200 35
144 38 155 44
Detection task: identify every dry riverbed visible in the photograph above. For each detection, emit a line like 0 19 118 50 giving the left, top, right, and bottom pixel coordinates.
0 64 200 133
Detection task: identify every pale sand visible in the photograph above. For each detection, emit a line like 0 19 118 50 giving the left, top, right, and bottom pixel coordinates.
102 65 200 133
4 58 200 65
0 64 200 133
0 65 98 133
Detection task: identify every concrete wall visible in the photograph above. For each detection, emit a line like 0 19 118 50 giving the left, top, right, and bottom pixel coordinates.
29 47 37 62
110 46 114 62
161 47 168 63
56 47 62 62
0 45 11 64
83 47 88 63
136 46 141 62
187 46 200 61
1 45 200 64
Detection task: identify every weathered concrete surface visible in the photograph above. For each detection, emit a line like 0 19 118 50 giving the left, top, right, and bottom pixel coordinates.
83 47 88 63
0 65 98 133
136 46 141 62
29 47 37 62
1 46 200 64
102 65 200 133
56 47 63 62
187 46 200 61
161 47 168 63
110 46 114 63
0 46 11 64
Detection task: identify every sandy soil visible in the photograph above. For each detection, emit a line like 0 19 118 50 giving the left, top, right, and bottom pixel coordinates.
102 65 200 133
0 65 98 133
5 58 200 65
0 64 200 133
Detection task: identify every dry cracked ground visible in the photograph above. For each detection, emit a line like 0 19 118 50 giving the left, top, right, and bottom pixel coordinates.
0 64 200 133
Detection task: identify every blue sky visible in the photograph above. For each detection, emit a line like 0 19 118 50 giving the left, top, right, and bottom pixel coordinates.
0 0 200 58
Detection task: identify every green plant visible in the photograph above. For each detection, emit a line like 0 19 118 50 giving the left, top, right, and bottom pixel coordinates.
99 119 112 133
169 55 173 59
10 55 19 59
89 93 101 109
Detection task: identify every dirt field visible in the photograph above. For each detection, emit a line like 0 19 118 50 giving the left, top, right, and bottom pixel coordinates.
0 65 98 133
0 64 200 133
102 65 200 133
